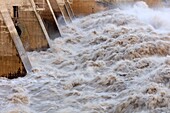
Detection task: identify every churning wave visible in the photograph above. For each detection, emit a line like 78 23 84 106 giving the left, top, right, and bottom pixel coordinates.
0 1 170 113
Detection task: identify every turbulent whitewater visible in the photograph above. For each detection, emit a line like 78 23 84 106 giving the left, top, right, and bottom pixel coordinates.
0 1 170 113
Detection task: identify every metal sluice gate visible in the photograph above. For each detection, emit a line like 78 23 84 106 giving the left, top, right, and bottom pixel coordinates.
0 0 74 78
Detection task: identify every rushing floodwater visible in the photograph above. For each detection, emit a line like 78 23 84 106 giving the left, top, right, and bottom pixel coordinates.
0 1 170 113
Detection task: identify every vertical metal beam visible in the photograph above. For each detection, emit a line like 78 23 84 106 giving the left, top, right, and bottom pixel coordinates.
29 0 52 47
46 0 63 36
57 0 72 23
64 0 75 19
0 4 32 73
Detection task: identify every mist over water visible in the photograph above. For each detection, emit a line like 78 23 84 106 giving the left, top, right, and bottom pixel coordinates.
121 1 170 33
0 1 170 113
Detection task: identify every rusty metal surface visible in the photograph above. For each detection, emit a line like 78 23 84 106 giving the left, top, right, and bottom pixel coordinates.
64 0 75 19
30 0 51 47
0 4 32 78
38 0 63 39
58 4 71 23
1 0 51 51
71 0 107 16
18 10 50 51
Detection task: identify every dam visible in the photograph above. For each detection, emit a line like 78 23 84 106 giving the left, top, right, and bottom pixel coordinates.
0 0 166 78
0 0 170 113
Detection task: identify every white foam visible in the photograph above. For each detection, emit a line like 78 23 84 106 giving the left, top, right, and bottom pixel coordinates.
0 1 170 113
122 1 170 33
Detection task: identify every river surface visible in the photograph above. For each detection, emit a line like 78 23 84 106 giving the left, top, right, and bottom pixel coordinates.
0 1 170 113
